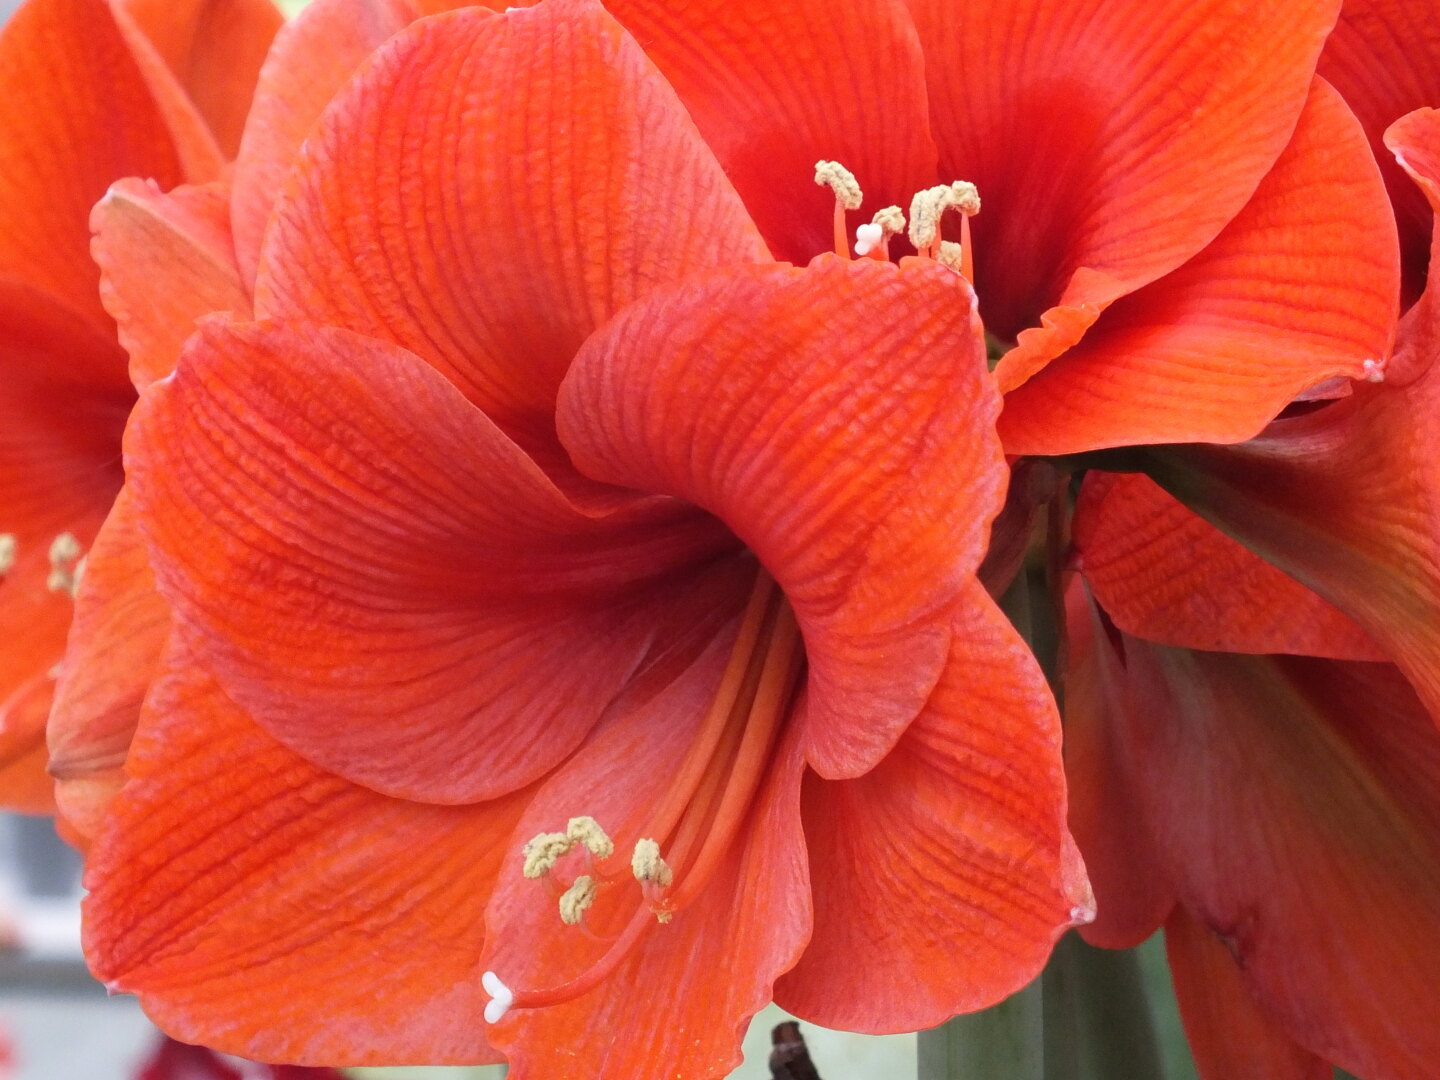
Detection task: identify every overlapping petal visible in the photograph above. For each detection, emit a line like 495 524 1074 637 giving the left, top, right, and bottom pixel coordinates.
774 583 1087 1029
91 178 250 390
558 256 1006 778
997 79 1399 454
128 318 735 804
603 0 938 263
0 0 182 330
1069 613 1440 1078
1074 473 1385 660
482 631 810 1080
83 641 516 1066
908 0 1340 388
255 0 771 464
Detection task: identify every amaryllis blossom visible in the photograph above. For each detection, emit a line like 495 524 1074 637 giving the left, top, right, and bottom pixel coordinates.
1063 100 1440 1078
0 0 279 814
81 3 1086 1077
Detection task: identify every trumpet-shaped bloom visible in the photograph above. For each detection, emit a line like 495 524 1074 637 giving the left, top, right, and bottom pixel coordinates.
82 4 1087 1076
0 0 278 813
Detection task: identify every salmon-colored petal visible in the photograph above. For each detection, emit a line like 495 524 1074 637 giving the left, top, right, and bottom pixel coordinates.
128 318 735 804
484 644 809 1080
775 583 1087 1030
114 0 281 160
48 487 168 840
230 0 421 287
0 741 54 815
83 641 516 1066
1142 107 1440 715
0 0 182 328
1321 0 1440 305
1092 635 1440 1077
1074 473 1385 660
255 0 770 464
559 257 1006 779
1165 908 1332 1080
603 0 937 263
998 79 1399 454
1061 583 1174 949
907 0 1340 387
91 179 251 391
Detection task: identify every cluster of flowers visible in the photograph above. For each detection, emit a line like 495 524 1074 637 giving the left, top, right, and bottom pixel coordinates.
0 0 1437 1076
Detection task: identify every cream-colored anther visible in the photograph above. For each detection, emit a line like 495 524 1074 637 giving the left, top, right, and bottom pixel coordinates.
908 181 980 252
937 241 966 273
631 838 673 889
0 534 15 575
46 533 83 597
566 816 614 860
814 160 863 210
522 831 573 879
558 875 598 926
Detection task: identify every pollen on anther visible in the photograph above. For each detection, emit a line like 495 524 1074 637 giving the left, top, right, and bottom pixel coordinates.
814 160 863 210
908 181 979 252
0 534 15 575
522 831 572 879
631 838 673 888
46 533 83 597
558 874 598 926
937 241 966 273
566 816 614 860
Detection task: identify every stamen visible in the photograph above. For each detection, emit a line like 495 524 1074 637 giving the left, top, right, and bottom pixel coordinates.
565 816 614 860
630 838 673 889
0 534 15 575
46 533 83 597
855 205 905 259
936 241 966 273
908 180 980 263
521 831 572 879
815 160 864 259
557 875 598 926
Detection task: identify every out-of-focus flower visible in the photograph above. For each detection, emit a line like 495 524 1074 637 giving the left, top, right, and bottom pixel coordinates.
0 0 279 814
80 3 1087 1076
134 1034 347 1079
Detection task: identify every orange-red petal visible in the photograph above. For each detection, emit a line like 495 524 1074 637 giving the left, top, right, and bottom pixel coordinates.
0 0 182 330
83 641 517 1066
998 79 1399 454
127 318 735 804
1164 908 1331 1080
254 0 770 463
113 0 282 160
559 257 1006 779
774 582 1087 1029
908 0 1341 386
482 631 810 1080
603 0 938 263
48 486 169 841
1074 473 1385 660
1321 0 1440 305
91 179 251 391
1080 632 1440 1077
230 0 421 287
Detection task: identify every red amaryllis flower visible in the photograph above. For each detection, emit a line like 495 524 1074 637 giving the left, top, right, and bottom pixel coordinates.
44 0 486 838
0 0 278 814
135 1035 347 1080
1062 103 1440 1080
81 3 1086 1075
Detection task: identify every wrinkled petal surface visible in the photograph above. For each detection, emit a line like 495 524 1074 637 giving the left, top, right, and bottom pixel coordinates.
909 0 1340 386
83 640 517 1066
1074 473 1385 660
91 178 250 390
559 257 1006 778
128 319 733 804
775 582 1087 1029
998 79 1399 454
256 0 770 464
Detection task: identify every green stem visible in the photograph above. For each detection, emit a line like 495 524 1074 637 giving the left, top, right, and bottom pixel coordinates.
918 978 1044 1080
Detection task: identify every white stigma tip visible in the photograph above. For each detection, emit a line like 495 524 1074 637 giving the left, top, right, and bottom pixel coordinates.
854 222 883 256
482 971 514 1023
1362 358 1386 383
